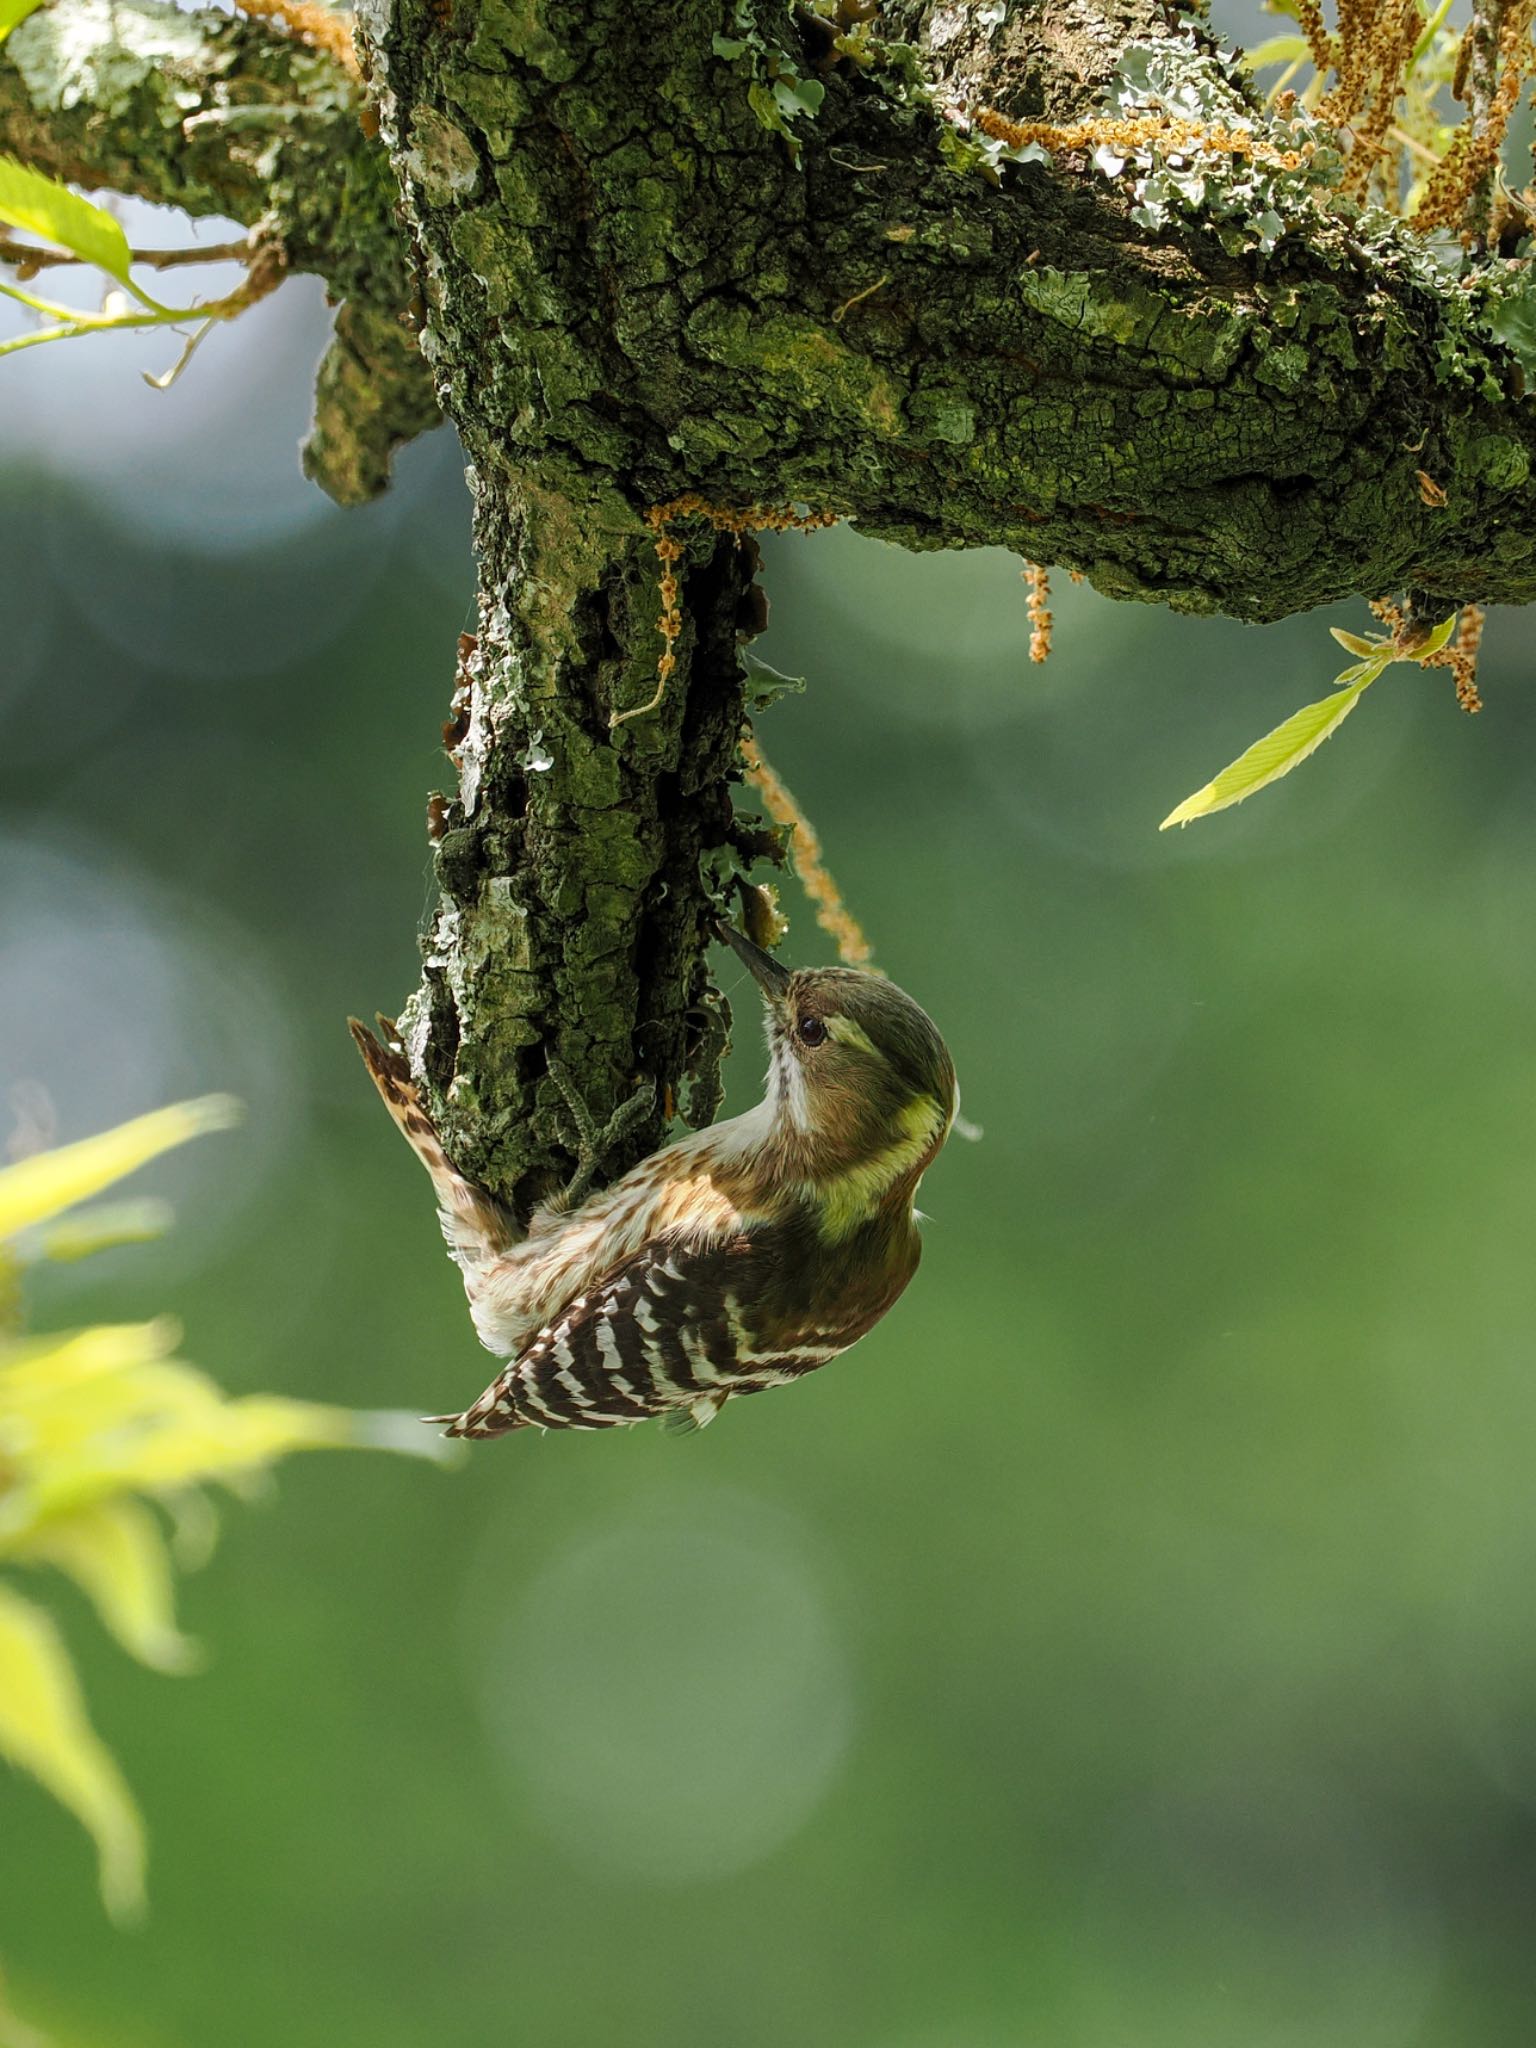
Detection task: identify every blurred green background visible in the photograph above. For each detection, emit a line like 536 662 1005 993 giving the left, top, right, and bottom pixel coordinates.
4 270 1536 2048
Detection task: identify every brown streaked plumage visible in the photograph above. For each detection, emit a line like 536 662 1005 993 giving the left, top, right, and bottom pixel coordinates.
350 926 956 1439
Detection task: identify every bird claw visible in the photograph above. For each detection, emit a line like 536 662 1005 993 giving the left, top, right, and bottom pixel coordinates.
546 1058 655 1208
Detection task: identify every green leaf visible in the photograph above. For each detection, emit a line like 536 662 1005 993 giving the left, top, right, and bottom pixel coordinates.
1242 33 1311 67
0 1584 146 1921
33 1198 174 1263
0 0 46 45
0 1094 457 1927
711 32 750 56
0 1095 239 1240
1331 656 1389 686
1160 674 1377 828
0 157 131 284
1329 626 1382 658
1410 0 1456 67
13 1499 199 1674
1160 612 1460 829
0 1964 46 2048
1402 611 1458 659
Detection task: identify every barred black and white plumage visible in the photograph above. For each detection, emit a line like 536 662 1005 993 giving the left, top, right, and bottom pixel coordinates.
350 925 955 1441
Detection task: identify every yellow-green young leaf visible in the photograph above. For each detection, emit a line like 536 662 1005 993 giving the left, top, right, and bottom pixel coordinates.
0 1317 182 1413
32 1393 432 1506
0 1323 453 1539
1329 626 1383 659
1405 612 1457 660
1331 655 1390 687
1241 33 1311 67
0 0 45 42
0 1584 145 1922
1160 675 1375 828
0 1965 45 2048
0 1095 238 1240
13 1499 199 1674
33 1199 174 1264
163 1486 219 1571
0 157 131 283
1411 0 1457 66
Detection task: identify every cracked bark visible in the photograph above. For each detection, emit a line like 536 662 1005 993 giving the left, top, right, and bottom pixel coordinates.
6 0 1536 1212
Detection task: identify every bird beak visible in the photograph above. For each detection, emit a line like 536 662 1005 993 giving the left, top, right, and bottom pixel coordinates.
714 921 792 1004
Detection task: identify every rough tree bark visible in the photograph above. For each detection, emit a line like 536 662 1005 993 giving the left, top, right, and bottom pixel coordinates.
5 0 1534 1214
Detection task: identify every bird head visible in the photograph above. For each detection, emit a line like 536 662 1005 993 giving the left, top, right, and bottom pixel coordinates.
717 923 956 1221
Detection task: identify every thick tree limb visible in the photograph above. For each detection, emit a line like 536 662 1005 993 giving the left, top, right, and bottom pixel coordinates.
371 0 1535 616
0 0 439 499
9 0 1536 1209
335 0 1536 1211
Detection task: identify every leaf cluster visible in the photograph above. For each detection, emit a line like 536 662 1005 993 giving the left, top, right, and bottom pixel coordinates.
0 1100 446 1922
1160 614 1458 826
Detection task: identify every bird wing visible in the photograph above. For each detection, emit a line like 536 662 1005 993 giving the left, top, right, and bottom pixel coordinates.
444 1224 841 1437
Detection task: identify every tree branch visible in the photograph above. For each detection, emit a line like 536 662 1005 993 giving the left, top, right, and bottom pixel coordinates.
12 0 1536 1213
0 0 438 500
0 233 253 269
328 0 1536 1206
362 0 1536 619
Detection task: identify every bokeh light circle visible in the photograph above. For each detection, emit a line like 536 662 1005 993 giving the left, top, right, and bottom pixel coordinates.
469 1487 855 1883
0 829 297 1277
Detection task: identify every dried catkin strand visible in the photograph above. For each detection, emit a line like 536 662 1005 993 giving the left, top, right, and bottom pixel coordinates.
1414 2 1536 231
1023 561 1052 664
1374 596 1486 712
611 506 686 730
612 497 840 730
1452 618 1486 712
972 106 1309 171
1294 0 1337 76
646 493 840 538
739 733 874 968
233 0 361 75
1422 602 1486 711
1336 0 1422 198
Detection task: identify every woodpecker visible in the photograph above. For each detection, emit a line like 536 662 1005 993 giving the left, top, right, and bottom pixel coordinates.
350 924 956 1439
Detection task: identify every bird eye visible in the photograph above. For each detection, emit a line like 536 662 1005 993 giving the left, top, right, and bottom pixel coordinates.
797 1014 827 1048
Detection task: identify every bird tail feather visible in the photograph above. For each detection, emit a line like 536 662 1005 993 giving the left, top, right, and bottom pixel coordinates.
425 1378 527 1439
348 1016 520 1267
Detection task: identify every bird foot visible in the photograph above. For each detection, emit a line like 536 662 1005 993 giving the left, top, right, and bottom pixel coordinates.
546 1058 655 1209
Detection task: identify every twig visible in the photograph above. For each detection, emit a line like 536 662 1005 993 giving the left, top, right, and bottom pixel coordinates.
0 237 252 274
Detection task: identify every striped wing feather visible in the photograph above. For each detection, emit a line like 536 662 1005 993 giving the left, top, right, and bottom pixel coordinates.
445 1226 850 1438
